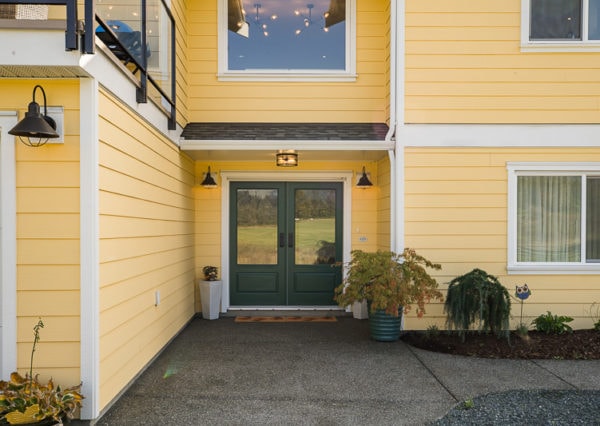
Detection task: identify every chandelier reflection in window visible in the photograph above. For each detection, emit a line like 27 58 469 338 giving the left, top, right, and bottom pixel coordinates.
250 3 277 37
294 3 329 35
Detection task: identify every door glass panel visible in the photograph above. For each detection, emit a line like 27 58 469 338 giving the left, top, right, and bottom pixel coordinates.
237 189 278 264
294 189 336 265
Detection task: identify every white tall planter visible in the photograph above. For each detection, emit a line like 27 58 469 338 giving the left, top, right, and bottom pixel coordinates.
199 280 222 320
352 300 369 319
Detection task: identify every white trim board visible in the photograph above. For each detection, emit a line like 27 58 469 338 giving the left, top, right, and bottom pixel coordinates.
397 124 600 147
79 79 100 420
0 112 17 378
219 170 353 312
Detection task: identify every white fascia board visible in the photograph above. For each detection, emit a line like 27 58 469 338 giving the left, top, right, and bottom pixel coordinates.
179 139 395 151
0 30 82 67
398 124 600 147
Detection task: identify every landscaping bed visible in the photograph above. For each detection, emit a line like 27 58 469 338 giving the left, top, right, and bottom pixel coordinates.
401 329 600 360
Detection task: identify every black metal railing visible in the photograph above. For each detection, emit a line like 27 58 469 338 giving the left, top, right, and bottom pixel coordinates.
0 0 176 130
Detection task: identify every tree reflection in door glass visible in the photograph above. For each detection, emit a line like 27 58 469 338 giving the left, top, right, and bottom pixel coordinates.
295 189 336 265
237 189 278 264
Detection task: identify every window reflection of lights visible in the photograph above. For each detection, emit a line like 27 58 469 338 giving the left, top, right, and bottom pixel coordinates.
294 3 329 36
250 3 274 37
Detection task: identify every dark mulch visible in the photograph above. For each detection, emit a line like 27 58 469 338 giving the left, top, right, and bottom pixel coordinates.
401 329 600 360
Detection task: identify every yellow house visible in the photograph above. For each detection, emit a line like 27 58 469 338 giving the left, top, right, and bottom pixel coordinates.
0 0 599 422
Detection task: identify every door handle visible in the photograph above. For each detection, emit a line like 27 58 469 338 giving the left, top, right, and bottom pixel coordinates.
288 232 294 248
279 233 285 248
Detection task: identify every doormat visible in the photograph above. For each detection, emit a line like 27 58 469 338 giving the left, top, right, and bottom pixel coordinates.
235 316 337 323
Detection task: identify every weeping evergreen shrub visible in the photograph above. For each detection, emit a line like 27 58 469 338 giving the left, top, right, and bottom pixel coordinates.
444 269 511 341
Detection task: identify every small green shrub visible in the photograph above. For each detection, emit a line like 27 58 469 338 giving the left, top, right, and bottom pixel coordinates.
425 324 440 339
444 269 511 341
532 311 573 334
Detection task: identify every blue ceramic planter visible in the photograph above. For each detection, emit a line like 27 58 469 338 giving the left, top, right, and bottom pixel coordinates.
369 309 403 342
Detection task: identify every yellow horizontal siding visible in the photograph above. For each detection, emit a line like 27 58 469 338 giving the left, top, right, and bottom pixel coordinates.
17 213 78 239
403 146 600 329
186 0 389 123
2 79 84 387
405 0 600 124
98 88 195 410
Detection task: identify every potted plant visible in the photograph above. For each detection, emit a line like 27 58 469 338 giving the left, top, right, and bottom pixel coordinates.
334 248 443 341
199 266 222 320
0 319 83 425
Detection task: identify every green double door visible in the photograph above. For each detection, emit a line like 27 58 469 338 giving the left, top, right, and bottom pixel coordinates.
230 182 343 306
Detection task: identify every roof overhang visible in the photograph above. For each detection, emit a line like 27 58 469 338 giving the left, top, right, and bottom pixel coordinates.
179 122 394 161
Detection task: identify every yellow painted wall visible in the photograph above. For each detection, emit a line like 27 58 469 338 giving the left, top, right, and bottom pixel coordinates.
193 159 387 310
403 147 600 330
97 88 196 409
405 0 600 124
172 0 190 126
185 0 390 123
0 80 82 386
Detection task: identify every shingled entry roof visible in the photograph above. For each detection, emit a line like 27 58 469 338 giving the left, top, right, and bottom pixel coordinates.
181 123 389 141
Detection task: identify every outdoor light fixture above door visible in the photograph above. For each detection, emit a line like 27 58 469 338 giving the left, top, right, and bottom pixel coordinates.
356 166 373 188
9 85 59 147
276 150 298 167
200 166 218 187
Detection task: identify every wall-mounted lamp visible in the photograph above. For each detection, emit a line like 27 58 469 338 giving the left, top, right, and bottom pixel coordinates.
200 166 218 188
276 150 298 167
9 85 59 147
356 166 373 188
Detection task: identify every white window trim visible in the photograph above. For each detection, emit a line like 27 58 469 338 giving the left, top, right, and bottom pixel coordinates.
507 162 600 275
217 0 357 82
520 0 600 52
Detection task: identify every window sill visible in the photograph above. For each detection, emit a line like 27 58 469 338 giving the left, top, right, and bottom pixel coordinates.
217 72 358 83
508 264 600 275
521 41 600 52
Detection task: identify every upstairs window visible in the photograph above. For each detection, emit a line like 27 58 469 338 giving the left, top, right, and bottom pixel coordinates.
219 0 355 80
522 0 600 48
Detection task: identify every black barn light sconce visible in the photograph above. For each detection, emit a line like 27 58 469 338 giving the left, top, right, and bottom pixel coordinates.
276 150 298 167
200 166 218 188
9 85 59 147
356 166 373 188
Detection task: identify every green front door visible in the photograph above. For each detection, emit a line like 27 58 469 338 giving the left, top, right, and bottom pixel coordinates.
230 182 343 306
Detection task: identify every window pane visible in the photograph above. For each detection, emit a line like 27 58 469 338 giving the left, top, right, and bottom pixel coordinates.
228 0 346 71
589 0 600 39
294 189 336 265
530 0 581 40
237 189 278 264
517 176 581 262
587 178 600 261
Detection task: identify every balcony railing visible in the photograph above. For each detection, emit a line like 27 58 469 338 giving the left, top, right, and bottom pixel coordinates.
0 0 176 130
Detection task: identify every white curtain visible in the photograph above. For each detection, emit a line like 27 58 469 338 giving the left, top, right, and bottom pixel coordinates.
587 178 600 261
517 176 581 262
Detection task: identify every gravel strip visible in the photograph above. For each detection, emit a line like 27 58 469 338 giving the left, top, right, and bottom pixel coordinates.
432 389 600 425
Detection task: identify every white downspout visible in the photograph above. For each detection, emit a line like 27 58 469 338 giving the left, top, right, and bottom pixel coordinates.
386 0 398 252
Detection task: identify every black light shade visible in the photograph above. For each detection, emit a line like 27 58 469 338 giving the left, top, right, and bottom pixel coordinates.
201 166 218 187
356 166 373 187
9 85 59 147
276 150 298 167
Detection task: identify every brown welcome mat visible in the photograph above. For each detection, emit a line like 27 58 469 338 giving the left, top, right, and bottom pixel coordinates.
235 316 337 323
